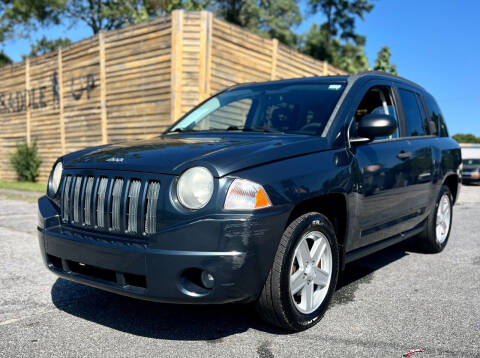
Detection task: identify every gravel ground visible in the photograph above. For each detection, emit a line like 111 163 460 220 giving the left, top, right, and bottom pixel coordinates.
0 185 479 358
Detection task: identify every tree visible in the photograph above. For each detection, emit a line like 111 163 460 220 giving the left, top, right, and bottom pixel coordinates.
307 0 373 57
212 0 301 46
61 0 210 34
373 46 397 75
0 51 12 67
303 23 369 73
452 133 480 144
22 36 71 59
301 0 374 73
0 0 64 42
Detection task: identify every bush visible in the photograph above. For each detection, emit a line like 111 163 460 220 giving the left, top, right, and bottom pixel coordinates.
10 141 41 182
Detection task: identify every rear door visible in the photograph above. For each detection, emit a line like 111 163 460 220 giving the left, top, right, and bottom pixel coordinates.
396 88 434 229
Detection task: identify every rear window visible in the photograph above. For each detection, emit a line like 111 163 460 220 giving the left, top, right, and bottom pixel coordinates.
424 95 448 137
398 89 425 137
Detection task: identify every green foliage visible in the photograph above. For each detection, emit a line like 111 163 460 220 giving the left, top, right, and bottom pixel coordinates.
10 141 42 182
54 0 301 46
0 51 12 67
0 0 64 42
301 0 374 74
307 0 374 47
303 23 369 73
373 46 397 75
22 36 71 59
60 0 210 34
452 133 480 144
213 0 301 46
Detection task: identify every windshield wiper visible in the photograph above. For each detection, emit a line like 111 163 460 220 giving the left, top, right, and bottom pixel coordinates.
169 127 197 133
169 126 281 133
223 125 280 133
242 127 280 133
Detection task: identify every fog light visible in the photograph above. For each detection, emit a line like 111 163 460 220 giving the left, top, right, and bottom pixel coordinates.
201 271 215 289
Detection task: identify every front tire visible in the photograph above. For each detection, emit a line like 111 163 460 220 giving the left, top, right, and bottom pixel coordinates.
255 212 339 331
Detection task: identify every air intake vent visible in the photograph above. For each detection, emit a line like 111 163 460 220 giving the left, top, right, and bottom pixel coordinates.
127 180 141 233
111 178 124 231
84 177 94 225
145 181 160 234
73 176 82 223
96 177 108 228
62 176 72 221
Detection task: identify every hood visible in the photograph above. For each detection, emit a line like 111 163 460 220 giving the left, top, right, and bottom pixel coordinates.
64 133 331 177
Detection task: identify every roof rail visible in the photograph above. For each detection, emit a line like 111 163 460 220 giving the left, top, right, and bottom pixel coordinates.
350 71 426 91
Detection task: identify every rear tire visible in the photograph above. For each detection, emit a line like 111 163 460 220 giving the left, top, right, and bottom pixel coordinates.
415 185 453 253
255 212 339 331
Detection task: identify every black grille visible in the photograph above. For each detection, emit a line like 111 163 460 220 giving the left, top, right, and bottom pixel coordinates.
61 174 160 235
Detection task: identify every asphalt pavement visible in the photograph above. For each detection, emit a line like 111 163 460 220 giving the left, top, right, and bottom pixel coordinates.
0 186 479 357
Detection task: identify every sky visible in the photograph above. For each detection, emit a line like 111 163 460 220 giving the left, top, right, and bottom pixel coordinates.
2 0 479 136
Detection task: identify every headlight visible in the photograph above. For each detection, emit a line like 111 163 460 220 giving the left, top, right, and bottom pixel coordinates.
49 161 63 195
224 179 272 210
177 167 214 209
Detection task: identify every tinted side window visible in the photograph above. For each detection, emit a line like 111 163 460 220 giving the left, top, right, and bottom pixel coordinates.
415 94 430 134
424 95 448 137
398 89 425 137
350 86 399 140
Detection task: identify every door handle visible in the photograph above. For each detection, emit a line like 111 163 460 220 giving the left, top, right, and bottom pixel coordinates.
397 151 412 160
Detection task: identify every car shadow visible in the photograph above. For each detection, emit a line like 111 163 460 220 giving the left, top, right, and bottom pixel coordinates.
51 243 408 339
332 243 409 306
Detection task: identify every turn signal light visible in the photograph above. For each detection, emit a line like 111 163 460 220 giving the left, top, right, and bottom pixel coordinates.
224 179 272 210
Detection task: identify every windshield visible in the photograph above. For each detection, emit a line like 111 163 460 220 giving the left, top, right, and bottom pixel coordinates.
465 159 480 166
167 82 345 136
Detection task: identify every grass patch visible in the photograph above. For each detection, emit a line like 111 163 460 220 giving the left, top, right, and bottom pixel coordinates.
0 193 40 203
0 180 46 193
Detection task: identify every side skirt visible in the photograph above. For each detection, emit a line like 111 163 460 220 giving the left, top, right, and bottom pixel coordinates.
344 220 426 265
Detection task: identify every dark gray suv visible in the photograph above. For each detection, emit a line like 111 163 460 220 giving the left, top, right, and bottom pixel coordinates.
38 72 461 331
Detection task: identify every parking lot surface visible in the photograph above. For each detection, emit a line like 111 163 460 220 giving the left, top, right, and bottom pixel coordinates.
1 186 479 357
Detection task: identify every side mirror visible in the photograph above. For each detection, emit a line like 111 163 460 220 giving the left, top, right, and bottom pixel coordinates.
352 114 397 144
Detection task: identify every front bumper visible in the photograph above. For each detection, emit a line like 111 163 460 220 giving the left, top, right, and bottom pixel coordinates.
38 196 289 304
461 175 480 184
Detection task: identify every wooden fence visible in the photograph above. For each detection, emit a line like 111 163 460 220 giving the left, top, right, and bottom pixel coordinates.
0 10 345 183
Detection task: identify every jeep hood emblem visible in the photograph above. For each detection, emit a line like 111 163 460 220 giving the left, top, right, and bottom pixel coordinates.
106 157 124 163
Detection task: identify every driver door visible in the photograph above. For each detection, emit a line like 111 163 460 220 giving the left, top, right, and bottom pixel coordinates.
349 85 415 250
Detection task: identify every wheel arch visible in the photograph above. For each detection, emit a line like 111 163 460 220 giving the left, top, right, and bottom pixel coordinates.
443 174 460 204
286 193 348 263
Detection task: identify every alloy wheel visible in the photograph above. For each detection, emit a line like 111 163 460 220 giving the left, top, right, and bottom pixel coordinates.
289 231 332 314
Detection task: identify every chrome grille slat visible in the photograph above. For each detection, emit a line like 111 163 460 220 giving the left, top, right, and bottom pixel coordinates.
127 180 141 233
111 178 124 231
73 176 82 223
145 181 161 234
84 177 94 225
60 173 159 238
96 177 108 228
62 176 72 221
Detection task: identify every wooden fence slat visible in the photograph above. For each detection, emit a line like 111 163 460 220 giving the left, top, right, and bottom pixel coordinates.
99 31 108 144
170 10 183 123
25 58 31 144
58 49 66 154
271 39 278 80
199 11 212 100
